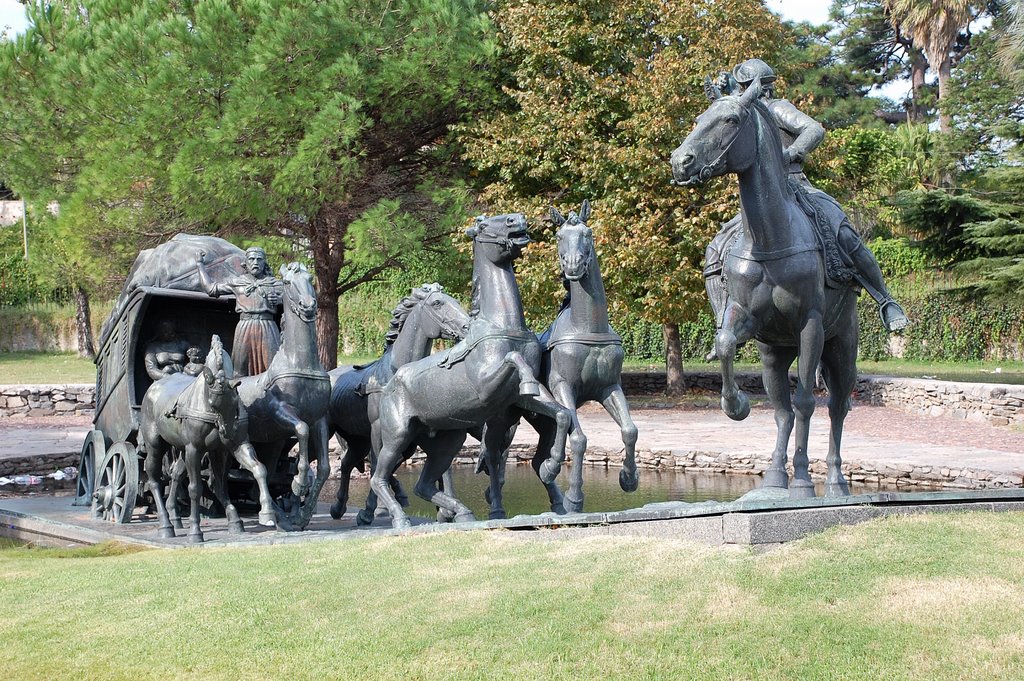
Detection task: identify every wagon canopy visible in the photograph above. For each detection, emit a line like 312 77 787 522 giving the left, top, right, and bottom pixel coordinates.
100 234 246 346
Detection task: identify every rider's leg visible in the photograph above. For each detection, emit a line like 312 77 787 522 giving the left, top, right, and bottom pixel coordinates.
838 226 908 332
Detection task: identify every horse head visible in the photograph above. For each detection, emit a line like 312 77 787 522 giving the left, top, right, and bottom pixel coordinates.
279 262 317 323
465 213 530 264
202 334 241 395
670 76 762 186
416 283 471 341
550 200 595 281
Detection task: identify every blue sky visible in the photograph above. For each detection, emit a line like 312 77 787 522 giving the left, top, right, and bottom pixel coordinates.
0 1 831 37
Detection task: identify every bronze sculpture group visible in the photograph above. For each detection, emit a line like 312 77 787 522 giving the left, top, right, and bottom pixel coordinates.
96 56 907 540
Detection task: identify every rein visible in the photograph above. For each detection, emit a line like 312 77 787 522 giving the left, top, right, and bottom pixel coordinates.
438 330 537 369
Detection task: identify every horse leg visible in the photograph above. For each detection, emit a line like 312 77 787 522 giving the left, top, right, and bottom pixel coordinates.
268 402 310 497
166 451 185 530
758 343 798 490
524 413 566 514
415 431 472 522
438 467 457 522
143 438 175 539
184 444 204 543
546 381 586 513
600 384 639 493
231 441 276 527
717 305 757 421
329 436 364 520
516 385 573 485
482 414 517 520
820 331 856 497
295 417 330 529
369 403 416 530
791 314 825 500
209 451 243 534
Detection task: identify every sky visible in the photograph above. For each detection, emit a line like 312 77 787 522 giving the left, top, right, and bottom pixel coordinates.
0 1 833 37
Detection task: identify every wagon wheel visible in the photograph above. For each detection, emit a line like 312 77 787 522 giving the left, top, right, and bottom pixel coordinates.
73 430 105 507
92 442 140 524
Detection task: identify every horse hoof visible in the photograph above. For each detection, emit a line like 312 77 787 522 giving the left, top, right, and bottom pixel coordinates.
619 468 639 493
157 527 176 539
722 392 751 421
356 510 375 527
825 480 851 497
437 509 456 523
519 380 541 396
488 509 507 520
551 503 567 515
229 521 244 534
539 458 561 484
789 480 816 500
329 503 343 520
187 532 204 544
762 469 789 489
564 495 584 514
392 516 412 530
454 511 476 523
258 510 276 527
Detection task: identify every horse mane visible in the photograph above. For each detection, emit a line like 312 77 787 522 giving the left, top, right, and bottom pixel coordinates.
750 98 791 198
384 283 444 348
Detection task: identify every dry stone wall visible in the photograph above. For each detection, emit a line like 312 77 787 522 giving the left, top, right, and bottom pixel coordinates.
0 384 95 418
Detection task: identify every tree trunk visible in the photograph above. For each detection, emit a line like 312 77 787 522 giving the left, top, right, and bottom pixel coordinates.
936 56 952 133
315 285 339 370
663 322 685 395
74 285 95 360
909 49 927 123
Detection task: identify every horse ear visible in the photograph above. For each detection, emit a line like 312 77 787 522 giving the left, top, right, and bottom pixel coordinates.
550 207 566 226
740 76 761 106
703 76 723 102
579 200 591 223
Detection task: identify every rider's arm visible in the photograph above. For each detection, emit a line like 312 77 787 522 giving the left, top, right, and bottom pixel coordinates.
196 252 231 297
771 100 825 165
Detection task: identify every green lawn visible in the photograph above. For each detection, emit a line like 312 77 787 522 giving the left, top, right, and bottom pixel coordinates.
0 351 97 384
2 513 1024 680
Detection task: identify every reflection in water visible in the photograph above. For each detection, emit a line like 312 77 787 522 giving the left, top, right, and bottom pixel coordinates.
321 464 901 520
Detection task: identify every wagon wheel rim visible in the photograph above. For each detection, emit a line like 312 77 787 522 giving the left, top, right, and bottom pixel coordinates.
74 431 105 507
94 442 139 524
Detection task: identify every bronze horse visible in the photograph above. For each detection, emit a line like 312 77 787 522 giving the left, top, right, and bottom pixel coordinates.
140 335 275 542
238 262 332 528
327 283 471 523
671 77 856 498
370 213 573 529
481 202 639 518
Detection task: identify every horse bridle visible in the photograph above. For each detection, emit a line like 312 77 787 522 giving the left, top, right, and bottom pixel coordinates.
682 101 753 186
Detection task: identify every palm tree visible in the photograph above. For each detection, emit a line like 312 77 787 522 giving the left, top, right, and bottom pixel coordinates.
996 0 1024 85
883 0 975 132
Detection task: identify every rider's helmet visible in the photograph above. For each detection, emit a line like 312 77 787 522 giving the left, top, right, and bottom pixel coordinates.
732 58 777 86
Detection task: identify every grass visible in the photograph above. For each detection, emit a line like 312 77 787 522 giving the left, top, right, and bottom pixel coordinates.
0 351 97 384
2 513 1024 680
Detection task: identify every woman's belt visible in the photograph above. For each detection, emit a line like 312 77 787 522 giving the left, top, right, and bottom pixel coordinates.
238 311 275 320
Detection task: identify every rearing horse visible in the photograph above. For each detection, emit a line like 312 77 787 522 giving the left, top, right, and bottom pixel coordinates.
670 77 856 498
370 213 573 529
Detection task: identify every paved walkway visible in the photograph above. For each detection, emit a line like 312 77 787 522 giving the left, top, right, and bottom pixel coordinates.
2 398 1023 484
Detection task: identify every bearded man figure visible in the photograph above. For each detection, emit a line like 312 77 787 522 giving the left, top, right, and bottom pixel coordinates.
197 246 283 376
703 58 908 359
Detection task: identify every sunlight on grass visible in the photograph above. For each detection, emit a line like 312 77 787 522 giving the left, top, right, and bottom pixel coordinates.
1 513 1023 679
0 351 96 384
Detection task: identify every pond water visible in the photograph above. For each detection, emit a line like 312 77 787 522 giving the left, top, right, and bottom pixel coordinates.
321 464 918 520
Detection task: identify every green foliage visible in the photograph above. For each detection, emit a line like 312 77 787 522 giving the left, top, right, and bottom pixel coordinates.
897 189 995 261
866 237 931 278
806 126 909 236
0 253 43 306
459 0 787 326
0 0 497 364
